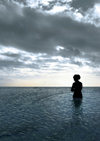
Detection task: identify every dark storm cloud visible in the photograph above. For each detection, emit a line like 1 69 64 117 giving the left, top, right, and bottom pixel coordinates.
0 0 100 70
0 54 40 70
57 46 81 58
0 59 23 68
0 4 57 53
71 0 100 11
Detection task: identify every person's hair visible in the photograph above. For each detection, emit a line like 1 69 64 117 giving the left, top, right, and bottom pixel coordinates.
73 74 81 80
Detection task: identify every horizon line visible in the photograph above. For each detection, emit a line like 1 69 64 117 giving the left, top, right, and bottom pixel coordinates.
0 86 100 87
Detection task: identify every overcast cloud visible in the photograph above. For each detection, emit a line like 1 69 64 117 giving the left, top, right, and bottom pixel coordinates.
0 0 100 86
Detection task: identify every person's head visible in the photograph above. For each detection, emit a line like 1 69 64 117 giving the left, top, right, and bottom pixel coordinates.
73 74 81 82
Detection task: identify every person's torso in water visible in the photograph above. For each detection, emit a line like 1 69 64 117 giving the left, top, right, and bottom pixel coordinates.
71 74 83 98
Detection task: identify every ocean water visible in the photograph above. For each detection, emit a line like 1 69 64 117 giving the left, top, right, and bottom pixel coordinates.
0 87 100 141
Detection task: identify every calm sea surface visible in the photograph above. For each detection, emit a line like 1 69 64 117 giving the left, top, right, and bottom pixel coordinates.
0 87 100 141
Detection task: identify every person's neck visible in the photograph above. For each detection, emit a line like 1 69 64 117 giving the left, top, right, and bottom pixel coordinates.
75 80 79 82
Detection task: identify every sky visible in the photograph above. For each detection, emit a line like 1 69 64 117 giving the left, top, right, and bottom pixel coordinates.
0 0 100 87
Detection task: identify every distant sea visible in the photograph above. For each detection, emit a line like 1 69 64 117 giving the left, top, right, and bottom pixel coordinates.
0 87 100 141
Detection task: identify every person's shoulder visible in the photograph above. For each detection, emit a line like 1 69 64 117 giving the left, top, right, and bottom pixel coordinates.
79 81 82 85
73 82 76 85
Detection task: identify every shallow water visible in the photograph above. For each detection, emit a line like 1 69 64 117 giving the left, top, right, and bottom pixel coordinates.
0 87 100 141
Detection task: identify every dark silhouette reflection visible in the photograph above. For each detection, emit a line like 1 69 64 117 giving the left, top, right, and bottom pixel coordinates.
73 98 82 108
71 74 83 98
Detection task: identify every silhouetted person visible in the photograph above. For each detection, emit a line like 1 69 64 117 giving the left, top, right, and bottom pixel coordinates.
71 74 83 98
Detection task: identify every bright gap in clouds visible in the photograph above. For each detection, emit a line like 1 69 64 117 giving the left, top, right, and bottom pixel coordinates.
46 5 67 14
94 3 100 18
